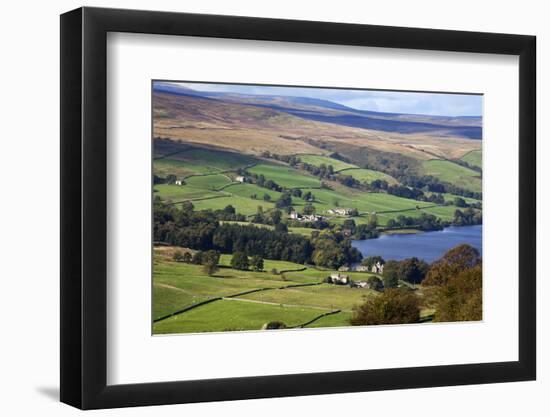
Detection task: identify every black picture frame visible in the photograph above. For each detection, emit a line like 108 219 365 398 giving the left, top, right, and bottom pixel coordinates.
60 6 536 410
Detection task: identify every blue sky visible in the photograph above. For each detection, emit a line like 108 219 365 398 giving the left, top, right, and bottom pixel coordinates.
164 81 482 117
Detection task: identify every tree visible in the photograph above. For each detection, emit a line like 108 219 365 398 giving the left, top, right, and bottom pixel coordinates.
263 193 271 202
191 251 204 265
182 252 192 263
251 255 264 271
172 250 185 262
350 289 420 325
276 192 292 208
453 197 467 208
201 250 220 276
303 203 316 215
423 244 481 286
368 213 378 228
223 205 236 214
382 260 399 289
430 264 482 322
181 201 194 212
269 209 282 225
398 257 429 284
342 219 356 233
367 276 384 291
386 219 397 228
230 251 249 270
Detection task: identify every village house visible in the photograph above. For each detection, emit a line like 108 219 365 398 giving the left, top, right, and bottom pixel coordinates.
289 211 323 222
174 179 183 186
354 265 370 272
338 265 350 272
235 175 245 183
329 273 349 285
371 261 384 274
327 207 353 216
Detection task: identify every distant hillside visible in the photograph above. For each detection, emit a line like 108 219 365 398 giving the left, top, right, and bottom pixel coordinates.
153 82 482 139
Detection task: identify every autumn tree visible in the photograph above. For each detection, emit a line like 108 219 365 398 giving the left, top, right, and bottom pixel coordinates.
430 264 482 322
350 288 420 325
423 244 481 286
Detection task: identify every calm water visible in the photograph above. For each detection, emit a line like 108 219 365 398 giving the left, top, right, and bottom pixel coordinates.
352 225 482 263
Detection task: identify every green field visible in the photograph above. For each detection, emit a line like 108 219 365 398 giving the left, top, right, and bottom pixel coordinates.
421 159 482 193
153 299 333 334
153 144 476 227
168 147 255 170
338 167 398 184
153 183 223 201
460 150 482 169
248 163 321 188
191 194 275 215
298 154 357 171
240 283 377 311
222 182 283 201
152 252 382 334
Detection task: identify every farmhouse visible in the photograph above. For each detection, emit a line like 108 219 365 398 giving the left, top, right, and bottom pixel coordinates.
354 265 370 272
235 175 245 183
329 273 349 285
338 266 350 272
289 211 323 222
371 261 384 274
174 179 183 186
327 207 353 216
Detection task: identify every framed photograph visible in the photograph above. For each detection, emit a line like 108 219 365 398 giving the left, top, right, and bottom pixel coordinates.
60 6 536 409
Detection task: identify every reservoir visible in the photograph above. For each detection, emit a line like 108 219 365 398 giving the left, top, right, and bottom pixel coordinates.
352 225 482 263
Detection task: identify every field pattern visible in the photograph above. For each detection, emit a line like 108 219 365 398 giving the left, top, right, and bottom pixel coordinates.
152 83 483 334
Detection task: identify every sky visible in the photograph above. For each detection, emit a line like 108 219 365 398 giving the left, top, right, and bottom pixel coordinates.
163 81 483 117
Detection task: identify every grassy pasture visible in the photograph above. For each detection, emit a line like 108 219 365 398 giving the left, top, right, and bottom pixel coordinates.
154 261 288 299
153 158 214 178
240 283 377 311
153 184 222 201
248 163 321 188
222 182 283 201
421 159 482 192
191 194 275 215
298 154 357 171
168 147 256 170
152 254 380 334
153 284 209 321
218 254 307 272
184 174 234 190
460 149 482 169
338 168 398 184
153 299 328 334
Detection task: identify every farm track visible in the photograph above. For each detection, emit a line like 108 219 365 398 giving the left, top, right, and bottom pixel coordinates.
222 297 345 313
